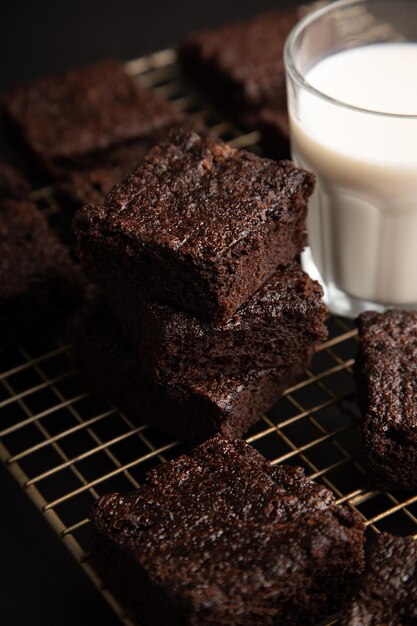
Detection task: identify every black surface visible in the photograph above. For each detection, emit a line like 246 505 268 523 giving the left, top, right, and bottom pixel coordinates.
1 0 298 88
0 466 119 626
0 1 300 625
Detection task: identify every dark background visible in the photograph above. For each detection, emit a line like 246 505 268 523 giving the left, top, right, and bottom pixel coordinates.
1 1 300 625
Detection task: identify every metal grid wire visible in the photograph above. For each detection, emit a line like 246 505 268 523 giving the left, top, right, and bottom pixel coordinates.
1 49 417 626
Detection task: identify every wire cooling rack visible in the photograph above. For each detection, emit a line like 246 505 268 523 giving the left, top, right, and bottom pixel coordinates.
2 48 417 626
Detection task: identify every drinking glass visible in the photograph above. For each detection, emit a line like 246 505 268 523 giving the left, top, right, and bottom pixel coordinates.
284 0 417 317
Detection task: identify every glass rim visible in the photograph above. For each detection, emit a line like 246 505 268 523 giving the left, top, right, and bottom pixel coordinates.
284 0 417 120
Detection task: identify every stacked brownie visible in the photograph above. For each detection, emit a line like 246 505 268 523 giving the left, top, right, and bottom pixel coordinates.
73 129 327 444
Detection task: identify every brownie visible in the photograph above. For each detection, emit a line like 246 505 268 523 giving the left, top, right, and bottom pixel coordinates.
178 8 299 129
2 60 182 174
0 198 83 344
357 310 417 491
73 130 314 321
91 435 365 626
72 301 312 444
105 261 327 382
259 108 291 161
0 160 30 198
341 533 417 625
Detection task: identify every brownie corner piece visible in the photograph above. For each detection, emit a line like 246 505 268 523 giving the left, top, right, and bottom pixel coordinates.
91 435 365 626
357 309 417 491
0 198 84 344
73 129 314 321
341 533 417 626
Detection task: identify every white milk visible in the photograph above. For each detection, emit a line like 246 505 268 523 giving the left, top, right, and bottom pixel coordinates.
291 43 417 307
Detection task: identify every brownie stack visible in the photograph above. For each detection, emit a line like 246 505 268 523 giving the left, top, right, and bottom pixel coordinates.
73 129 327 444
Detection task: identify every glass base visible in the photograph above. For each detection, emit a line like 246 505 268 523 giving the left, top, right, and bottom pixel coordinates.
301 248 417 319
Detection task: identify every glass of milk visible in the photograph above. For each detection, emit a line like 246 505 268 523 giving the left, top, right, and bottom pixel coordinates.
285 0 417 317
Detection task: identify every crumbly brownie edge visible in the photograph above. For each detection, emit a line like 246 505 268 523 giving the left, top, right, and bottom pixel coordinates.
72 302 313 444
102 277 327 384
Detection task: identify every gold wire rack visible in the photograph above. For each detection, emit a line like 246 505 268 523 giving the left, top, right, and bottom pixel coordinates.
1 48 417 626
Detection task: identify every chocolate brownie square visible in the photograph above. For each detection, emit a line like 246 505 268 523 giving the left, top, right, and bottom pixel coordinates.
357 310 417 491
105 261 327 382
73 130 314 321
72 301 312 444
341 533 417 626
178 8 299 129
91 435 365 626
0 160 30 198
2 60 182 174
0 198 83 344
